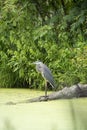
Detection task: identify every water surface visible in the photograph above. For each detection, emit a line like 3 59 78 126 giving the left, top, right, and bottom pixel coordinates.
0 89 87 130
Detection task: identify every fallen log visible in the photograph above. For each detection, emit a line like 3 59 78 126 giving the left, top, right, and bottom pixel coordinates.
5 84 87 105
27 84 87 103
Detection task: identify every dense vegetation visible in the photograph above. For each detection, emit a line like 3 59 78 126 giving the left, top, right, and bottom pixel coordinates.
0 0 87 89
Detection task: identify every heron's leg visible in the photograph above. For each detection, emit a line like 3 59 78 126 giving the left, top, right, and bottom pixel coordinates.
45 80 47 97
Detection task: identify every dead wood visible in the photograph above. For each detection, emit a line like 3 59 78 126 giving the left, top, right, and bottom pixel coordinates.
27 84 87 103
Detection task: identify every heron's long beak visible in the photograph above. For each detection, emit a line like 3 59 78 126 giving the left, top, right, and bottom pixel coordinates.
33 61 39 64
33 62 36 64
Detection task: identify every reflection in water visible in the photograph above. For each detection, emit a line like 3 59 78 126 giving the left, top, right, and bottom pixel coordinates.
77 107 87 130
2 106 87 130
69 101 77 130
69 100 87 130
3 119 15 130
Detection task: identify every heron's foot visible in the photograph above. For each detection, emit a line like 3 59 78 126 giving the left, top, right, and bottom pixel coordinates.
40 95 48 101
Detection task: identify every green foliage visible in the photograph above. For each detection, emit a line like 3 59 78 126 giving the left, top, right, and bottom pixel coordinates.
0 0 87 89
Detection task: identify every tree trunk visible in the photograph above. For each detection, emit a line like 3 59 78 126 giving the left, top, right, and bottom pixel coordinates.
5 84 87 105
27 84 87 103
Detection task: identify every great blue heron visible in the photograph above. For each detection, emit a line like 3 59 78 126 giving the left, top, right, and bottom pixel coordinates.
33 61 55 97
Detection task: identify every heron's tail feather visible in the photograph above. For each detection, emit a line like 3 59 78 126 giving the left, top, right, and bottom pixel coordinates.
50 82 56 88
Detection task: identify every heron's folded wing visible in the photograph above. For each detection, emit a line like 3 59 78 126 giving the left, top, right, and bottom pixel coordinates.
42 68 55 88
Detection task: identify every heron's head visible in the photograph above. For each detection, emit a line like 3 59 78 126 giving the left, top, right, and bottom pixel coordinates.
33 61 43 72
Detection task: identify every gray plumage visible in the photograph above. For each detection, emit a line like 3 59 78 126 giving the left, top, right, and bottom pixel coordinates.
33 61 55 88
